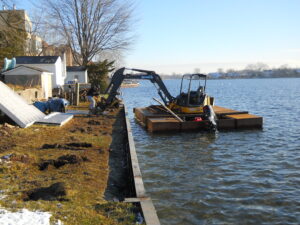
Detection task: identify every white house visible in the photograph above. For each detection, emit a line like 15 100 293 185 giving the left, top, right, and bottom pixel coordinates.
16 56 66 88
66 66 88 84
2 65 52 99
262 70 273 77
208 72 222 78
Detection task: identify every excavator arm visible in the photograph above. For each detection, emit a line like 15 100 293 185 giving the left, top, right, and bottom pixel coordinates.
102 67 174 110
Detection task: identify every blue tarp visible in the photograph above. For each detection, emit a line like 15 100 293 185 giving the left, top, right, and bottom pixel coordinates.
34 98 69 113
33 101 49 113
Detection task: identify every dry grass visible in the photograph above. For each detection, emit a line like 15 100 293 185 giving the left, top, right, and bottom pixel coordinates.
6 84 41 91
68 102 90 110
0 106 136 225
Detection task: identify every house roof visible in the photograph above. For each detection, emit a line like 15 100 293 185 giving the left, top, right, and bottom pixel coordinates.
67 66 87 72
16 56 59 64
2 65 51 74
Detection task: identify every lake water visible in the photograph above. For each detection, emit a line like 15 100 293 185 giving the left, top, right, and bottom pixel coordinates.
121 78 300 225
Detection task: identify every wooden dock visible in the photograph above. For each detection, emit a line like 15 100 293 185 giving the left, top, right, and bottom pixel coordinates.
134 105 263 132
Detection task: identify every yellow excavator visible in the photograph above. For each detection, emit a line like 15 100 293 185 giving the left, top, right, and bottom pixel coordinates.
100 68 214 111
168 73 214 114
98 68 217 129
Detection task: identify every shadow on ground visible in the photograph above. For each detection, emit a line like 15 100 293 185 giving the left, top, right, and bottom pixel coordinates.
104 109 133 201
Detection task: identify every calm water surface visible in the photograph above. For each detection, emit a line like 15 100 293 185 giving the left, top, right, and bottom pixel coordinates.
121 78 300 225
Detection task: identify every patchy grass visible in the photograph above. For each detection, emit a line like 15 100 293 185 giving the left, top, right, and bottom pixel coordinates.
0 106 136 224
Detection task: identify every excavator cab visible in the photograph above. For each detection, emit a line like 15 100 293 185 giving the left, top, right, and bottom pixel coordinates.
170 74 214 114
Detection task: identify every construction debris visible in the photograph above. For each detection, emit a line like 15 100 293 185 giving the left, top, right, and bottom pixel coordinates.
0 81 73 128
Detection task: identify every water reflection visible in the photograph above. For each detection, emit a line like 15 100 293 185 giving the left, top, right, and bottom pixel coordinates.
121 78 300 225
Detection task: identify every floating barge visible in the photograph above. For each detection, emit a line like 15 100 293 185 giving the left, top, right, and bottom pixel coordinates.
134 105 263 132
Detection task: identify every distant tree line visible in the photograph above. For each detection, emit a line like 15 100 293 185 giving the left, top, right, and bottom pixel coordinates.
160 63 300 80
210 63 300 79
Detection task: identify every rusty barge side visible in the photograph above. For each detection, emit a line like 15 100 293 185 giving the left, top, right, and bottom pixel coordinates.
134 105 263 132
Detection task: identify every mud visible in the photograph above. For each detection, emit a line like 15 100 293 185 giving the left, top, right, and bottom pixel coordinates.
41 142 92 150
69 126 94 133
24 182 67 201
88 120 101 125
38 154 88 170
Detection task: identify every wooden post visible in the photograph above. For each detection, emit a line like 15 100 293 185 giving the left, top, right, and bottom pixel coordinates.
75 83 80 106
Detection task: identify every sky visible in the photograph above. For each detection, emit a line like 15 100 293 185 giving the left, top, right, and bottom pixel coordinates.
17 0 300 74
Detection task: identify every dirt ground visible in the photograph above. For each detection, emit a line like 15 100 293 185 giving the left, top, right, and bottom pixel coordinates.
0 105 137 225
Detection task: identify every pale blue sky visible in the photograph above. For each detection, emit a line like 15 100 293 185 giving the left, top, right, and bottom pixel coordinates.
18 0 300 73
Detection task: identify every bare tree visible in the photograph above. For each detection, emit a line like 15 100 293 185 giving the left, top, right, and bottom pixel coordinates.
194 68 200 73
0 0 17 8
245 62 269 72
42 0 135 66
0 0 47 57
217 68 224 74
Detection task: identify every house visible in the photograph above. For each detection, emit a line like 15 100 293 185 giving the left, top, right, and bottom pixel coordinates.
16 56 66 88
208 72 222 78
262 70 273 77
0 8 31 33
0 8 43 55
41 43 75 66
66 66 88 84
2 65 52 101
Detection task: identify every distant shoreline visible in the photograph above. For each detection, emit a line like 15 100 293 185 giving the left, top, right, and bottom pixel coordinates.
161 75 300 80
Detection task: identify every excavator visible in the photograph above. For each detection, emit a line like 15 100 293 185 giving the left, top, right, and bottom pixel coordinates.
98 67 217 130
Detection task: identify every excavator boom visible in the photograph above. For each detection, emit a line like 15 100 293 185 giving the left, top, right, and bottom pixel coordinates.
102 67 174 110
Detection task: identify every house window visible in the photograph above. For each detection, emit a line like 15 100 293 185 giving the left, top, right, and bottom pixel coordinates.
35 91 38 98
